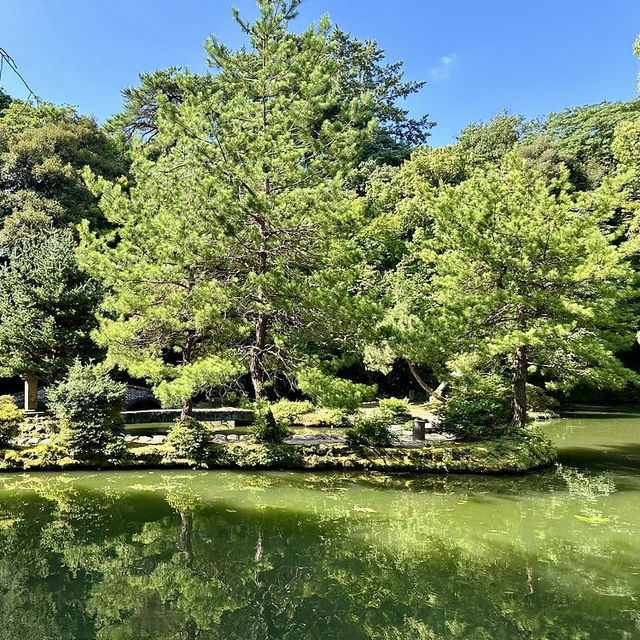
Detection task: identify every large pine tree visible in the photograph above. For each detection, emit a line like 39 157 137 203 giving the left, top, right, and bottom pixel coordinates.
376 151 638 426
81 0 375 413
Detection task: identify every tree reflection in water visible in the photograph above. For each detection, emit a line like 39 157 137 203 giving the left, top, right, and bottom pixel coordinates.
0 468 637 640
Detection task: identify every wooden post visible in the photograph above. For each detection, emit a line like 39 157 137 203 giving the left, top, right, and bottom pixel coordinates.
20 375 38 413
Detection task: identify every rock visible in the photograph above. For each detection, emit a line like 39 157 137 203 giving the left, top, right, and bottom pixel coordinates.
27 437 40 446
137 436 153 444
226 434 239 442
212 434 227 443
149 435 166 445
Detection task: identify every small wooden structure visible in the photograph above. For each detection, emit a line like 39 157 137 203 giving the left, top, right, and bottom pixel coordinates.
20 375 39 414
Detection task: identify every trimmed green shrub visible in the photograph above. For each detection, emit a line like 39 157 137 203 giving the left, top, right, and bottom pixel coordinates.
47 361 127 461
271 399 314 426
438 394 509 441
0 395 22 446
252 402 292 444
225 443 303 468
345 413 397 448
297 368 376 412
378 397 412 423
166 417 212 464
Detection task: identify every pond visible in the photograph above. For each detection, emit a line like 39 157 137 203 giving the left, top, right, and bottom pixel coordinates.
0 407 638 639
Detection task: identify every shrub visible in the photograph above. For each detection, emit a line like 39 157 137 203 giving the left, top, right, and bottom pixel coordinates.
378 397 412 423
345 412 397 448
166 417 212 464
326 409 357 429
252 402 292 444
0 395 22 446
446 374 512 417
438 394 508 441
271 399 314 426
296 368 376 412
47 361 127 460
226 443 303 468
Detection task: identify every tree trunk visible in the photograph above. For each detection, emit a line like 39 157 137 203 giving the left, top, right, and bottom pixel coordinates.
250 312 268 400
406 359 445 402
511 344 528 428
180 397 193 421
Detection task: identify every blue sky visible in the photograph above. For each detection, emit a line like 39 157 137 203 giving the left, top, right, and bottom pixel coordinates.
1 0 637 147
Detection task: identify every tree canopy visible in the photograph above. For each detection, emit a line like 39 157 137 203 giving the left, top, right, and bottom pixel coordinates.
0 101 125 251
80 0 378 412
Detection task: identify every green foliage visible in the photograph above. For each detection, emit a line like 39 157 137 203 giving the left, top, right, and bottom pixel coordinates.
251 402 292 444
223 443 303 468
542 99 640 189
0 88 11 112
345 412 397 448
80 1 377 406
0 100 125 248
378 397 412 422
109 30 430 166
328 28 432 164
0 395 22 446
104 67 190 142
326 408 358 429
0 229 102 380
381 150 638 424
439 395 509 441
457 111 527 166
271 399 314 426
0 431 556 473
166 417 212 464
297 368 376 411
47 361 127 460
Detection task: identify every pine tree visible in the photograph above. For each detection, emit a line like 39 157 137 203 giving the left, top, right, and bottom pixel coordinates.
0 229 102 381
80 0 374 413
383 151 638 426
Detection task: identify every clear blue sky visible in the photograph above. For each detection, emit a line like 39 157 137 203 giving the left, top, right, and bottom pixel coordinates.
1 0 638 147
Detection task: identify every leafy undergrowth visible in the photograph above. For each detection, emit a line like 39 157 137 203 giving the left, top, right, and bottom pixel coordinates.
0 429 556 474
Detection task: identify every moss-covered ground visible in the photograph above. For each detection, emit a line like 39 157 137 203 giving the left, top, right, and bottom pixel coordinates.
0 429 557 474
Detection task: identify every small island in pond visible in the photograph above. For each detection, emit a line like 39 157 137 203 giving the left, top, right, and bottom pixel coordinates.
0 1 637 478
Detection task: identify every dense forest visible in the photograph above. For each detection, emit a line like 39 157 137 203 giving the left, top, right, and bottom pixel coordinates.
0 0 638 442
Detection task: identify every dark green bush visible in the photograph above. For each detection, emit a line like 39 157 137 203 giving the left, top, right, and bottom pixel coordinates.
345 413 397 448
166 417 212 463
0 395 22 446
438 394 509 441
252 402 292 444
47 361 127 461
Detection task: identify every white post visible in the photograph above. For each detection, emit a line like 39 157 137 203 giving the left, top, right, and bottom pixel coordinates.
21 375 38 413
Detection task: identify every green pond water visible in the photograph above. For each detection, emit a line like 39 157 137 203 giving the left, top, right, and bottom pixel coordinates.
0 408 638 639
